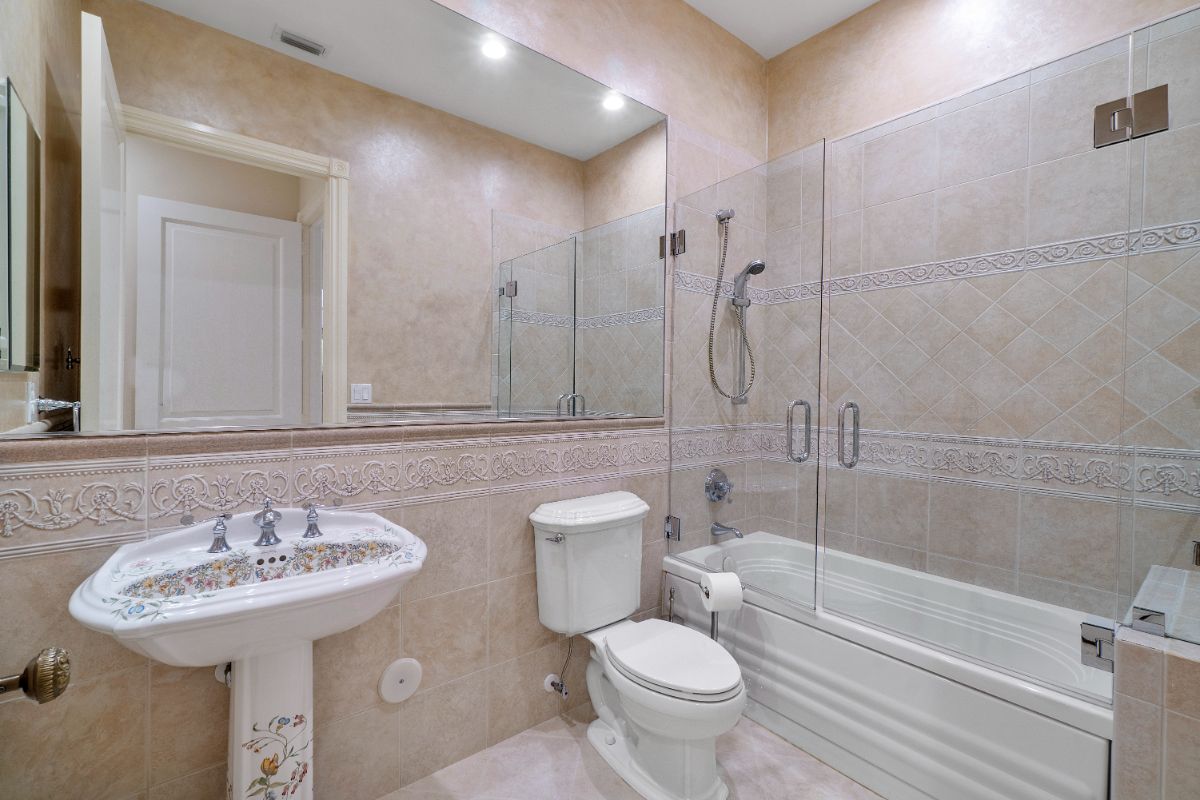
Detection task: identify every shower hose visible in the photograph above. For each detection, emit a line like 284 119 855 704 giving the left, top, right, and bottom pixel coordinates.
707 216 757 401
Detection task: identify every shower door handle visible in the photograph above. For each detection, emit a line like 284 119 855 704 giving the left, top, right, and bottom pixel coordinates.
837 401 860 468
786 400 811 463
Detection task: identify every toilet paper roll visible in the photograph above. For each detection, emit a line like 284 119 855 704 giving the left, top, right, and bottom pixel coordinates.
699 571 743 613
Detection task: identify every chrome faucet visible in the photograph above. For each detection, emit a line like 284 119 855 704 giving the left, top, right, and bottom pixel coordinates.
711 522 743 540
252 499 283 547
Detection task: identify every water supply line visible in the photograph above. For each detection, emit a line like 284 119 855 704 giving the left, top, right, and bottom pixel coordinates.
707 209 759 403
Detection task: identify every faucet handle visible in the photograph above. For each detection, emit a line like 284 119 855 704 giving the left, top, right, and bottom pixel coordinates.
301 499 342 539
205 514 233 554
252 498 282 526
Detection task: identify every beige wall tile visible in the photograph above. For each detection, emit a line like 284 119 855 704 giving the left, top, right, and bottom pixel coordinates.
0 665 148 800
485 638 588 745
1115 693 1164 800
855 472 929 550
315 705 401 799
148 764 226 800
1165 710 1200 798
0 547 146 681
1018 492 1119 591
314 605 401 724
1118 638 1166 703
1166 648 1200 718
149 664 229 785
397 673 489 785
402 585 489 691
927 482 1018 568
487 572 559 665
397 500 490 601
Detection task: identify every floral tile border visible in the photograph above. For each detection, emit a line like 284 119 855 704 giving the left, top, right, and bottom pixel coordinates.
576 307 665 329
0 428 670 557
670 423 1200 512
674 220 1200 304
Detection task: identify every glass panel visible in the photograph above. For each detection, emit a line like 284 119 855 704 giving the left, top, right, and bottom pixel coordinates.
1121 8 1200 645
668 140 824 613
495 258 513 416
504 237 576 416
574 205 666 417
820 36 1143 704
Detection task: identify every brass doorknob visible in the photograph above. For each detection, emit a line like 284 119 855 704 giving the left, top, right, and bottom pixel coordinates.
0 647 71 704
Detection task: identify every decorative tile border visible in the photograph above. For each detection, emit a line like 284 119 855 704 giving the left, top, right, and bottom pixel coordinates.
670 423 1200 511
576 307 665 329
501 306 666 330
500 308 573 328
0 429 670 557
675 220 1200 303
0 458 147 539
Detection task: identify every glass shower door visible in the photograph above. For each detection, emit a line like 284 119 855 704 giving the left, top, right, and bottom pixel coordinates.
819 34 1153 703
1120 8 1200 645
667 141 825 613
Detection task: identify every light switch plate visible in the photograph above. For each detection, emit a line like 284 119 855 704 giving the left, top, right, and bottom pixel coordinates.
351 383 372 404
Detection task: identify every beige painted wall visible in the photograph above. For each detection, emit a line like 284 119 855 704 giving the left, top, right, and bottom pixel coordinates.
767 0 1199 158
583 120 667 229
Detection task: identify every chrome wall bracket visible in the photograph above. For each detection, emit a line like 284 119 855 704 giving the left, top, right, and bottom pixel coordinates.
664 514 680 542
1080 617 1115 673
497 280 518 298
1095 84 1169 148
1132 606 1168 637
659 230 686 258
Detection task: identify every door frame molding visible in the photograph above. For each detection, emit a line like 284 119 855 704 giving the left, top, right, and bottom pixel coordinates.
121 105 350 423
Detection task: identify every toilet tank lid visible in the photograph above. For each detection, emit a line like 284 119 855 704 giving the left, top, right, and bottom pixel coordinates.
529 491 650 534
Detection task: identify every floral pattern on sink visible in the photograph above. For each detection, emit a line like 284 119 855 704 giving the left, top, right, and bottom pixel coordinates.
116 528 423 601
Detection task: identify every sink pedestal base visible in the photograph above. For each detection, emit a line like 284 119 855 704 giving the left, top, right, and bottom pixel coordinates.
227 643 315 800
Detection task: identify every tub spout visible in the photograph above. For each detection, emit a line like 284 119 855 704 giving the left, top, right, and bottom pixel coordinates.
711 522 743 539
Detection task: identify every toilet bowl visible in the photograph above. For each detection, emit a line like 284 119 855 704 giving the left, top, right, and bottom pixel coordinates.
530 492 745 800
584 619 746 800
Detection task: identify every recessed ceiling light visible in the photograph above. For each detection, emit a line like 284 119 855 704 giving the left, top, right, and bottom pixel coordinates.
602 92 625 111
481 36 508 60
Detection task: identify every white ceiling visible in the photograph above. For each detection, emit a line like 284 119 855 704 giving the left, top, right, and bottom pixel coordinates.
682 0 879 58
139 0 665 160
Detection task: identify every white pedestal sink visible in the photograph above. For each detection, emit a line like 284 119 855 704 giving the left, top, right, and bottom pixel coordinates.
69 507 425 800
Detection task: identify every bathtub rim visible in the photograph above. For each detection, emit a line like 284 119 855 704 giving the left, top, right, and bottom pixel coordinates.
662 553 1113 740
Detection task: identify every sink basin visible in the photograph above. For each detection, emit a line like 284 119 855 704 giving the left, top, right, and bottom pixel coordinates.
70 507 425 666
69 506 425 800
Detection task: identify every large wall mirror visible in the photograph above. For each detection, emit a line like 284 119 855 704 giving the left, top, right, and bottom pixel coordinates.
2 80 41 376
6 0 667 435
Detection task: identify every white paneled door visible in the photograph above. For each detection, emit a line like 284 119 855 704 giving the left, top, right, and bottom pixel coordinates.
136 196 302 430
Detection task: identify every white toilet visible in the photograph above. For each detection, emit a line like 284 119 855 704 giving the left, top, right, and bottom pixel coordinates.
531 491 746 800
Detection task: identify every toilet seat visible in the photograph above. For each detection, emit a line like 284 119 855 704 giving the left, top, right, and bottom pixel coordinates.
603 619 742 703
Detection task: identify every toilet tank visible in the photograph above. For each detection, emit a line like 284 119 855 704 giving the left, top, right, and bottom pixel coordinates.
531 491 650 635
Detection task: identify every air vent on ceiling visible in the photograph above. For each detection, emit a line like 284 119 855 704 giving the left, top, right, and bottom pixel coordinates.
277 28 327 57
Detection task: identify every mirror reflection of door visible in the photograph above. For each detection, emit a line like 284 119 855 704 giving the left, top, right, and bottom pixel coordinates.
135 196 303 429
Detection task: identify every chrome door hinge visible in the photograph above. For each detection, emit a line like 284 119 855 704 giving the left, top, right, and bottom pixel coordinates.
1132 606 1167 637
1081 617 1115 672
497 280 518 298
664 514 680 542
1095 84 1169 148
659 230 686 258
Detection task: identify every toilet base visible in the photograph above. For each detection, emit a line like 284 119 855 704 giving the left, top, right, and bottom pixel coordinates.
586 718 729 800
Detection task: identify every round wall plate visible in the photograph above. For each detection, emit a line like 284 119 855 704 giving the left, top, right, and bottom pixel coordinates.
378 658 422 703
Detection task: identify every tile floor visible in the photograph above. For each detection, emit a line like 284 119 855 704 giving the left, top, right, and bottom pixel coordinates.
388 706 881 799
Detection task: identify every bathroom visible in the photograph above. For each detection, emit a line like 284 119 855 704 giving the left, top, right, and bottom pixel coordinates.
0 0 1198 797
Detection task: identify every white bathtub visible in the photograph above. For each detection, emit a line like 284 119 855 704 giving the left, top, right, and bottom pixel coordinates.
664 532 1113 800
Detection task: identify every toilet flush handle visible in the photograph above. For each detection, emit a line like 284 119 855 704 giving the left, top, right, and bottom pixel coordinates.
545 533 565 543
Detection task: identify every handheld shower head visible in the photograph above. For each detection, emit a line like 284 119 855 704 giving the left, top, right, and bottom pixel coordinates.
733 260 767 302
